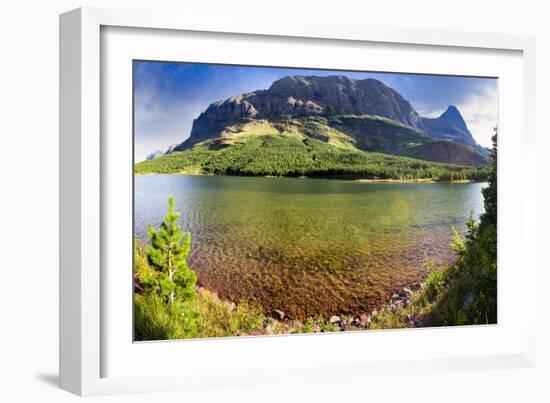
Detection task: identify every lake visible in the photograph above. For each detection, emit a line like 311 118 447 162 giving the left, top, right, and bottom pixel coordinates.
134 175 485 319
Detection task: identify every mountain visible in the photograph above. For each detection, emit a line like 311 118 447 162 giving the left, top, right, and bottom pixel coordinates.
402 140 487 166
138 75 490 178
421 106 489 156
174 75 424 151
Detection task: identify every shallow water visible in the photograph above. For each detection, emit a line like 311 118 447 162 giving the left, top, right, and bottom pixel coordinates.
134 175 485 318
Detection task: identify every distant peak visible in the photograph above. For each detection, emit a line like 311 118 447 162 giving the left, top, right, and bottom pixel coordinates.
441 105 461 118
439 105 468 131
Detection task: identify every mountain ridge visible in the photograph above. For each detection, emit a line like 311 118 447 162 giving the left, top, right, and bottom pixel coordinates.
144 75 489 170
174 75 425 151
421 105 488 156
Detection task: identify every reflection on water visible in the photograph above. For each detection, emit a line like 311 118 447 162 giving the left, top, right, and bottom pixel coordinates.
134 175 485 318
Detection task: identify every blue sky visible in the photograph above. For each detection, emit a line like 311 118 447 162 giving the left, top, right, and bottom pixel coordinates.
134 61 498 162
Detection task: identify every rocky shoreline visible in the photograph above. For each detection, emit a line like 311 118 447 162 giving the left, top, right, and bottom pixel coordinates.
260 281 427 334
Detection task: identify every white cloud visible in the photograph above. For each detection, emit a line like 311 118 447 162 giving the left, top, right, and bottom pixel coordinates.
456 84 498 148
412 102 445 119
134 81 211 162
133 67 280 162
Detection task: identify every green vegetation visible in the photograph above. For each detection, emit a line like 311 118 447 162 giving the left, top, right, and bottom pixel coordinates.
134 285 266 340
371 131 498 329
401 140 488 167
426 131 497 325
136 134 488 182
327 114 430 154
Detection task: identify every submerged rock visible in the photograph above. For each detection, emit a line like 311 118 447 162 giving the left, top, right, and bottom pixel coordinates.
410 282 423 291
273 309 286 321
359 313 371 328
329 315 341 324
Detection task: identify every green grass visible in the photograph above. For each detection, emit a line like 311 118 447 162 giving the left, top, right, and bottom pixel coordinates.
191 289 265 338
134 293 196 340
134 291 267 341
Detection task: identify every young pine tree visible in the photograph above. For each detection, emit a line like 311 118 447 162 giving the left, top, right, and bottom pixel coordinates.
480 128 497 230
147 196 197 305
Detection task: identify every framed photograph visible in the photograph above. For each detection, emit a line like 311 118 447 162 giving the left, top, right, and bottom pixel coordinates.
60 7 537 396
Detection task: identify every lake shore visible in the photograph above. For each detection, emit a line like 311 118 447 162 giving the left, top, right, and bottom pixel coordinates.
355 178 475 184
186 277 430 336
135 171 481 184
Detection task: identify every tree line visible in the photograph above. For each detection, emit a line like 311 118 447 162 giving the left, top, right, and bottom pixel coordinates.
135 135 489 182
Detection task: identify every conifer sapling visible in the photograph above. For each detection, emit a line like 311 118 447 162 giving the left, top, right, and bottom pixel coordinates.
147 196 197 305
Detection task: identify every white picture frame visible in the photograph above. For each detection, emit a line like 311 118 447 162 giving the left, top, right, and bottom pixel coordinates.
59 6 537 396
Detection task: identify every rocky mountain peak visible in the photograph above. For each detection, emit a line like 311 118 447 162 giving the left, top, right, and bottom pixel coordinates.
175 75 426 150
440 105 468 132
269 75 357 92
420 105 486 155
